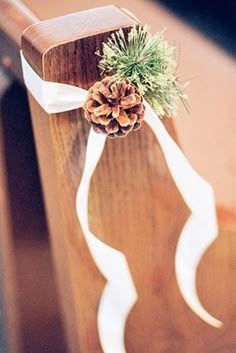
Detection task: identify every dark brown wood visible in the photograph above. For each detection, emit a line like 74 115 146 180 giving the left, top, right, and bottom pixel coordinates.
20 4 236 353
22 7 144 353
21 6 188 353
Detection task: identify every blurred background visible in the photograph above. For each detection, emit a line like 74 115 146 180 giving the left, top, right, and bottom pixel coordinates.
159 0 236 55
0 0 235 352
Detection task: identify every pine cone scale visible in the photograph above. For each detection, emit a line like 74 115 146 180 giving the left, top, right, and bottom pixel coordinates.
93 104 112 117
98 85 111 98
97 116 110 126
117 110 130 127
92 91 105 104
120 94 137 108
112 105 120 118
105 119 119 133
129 113 137 123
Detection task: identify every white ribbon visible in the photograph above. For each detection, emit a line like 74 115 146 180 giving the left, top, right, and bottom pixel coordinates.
144 102 222 328
20 52 88 113
76 129 137 353
21 51 222 353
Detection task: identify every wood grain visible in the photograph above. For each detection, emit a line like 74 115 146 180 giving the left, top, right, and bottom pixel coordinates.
21 6 187 353
21 4 236 353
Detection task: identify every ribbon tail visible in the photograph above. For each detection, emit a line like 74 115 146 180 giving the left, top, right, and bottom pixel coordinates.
76 128 138 353
144 100 222 328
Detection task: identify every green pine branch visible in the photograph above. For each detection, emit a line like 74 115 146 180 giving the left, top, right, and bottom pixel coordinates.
96 25 189 118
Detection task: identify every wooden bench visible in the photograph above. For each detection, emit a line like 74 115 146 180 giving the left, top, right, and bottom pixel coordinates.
0 1 235 353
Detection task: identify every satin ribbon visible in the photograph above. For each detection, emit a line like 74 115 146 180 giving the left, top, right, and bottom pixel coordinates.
21 51 222 353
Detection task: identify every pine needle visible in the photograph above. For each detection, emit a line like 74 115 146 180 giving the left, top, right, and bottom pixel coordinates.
96 25 189 118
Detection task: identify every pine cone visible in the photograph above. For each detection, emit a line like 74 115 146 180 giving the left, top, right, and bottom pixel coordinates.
83 77 145 138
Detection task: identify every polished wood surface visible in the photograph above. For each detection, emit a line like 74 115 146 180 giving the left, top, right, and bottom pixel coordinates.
21 5 236 353
0 0 235 352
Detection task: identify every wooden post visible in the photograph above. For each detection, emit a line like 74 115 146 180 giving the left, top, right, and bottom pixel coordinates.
21 6 189 352
0 3 67 353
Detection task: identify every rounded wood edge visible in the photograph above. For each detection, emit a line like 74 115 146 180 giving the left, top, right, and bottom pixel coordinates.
21 5 138 77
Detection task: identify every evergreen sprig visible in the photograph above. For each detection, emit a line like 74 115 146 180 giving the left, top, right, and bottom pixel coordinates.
97 25 189 117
